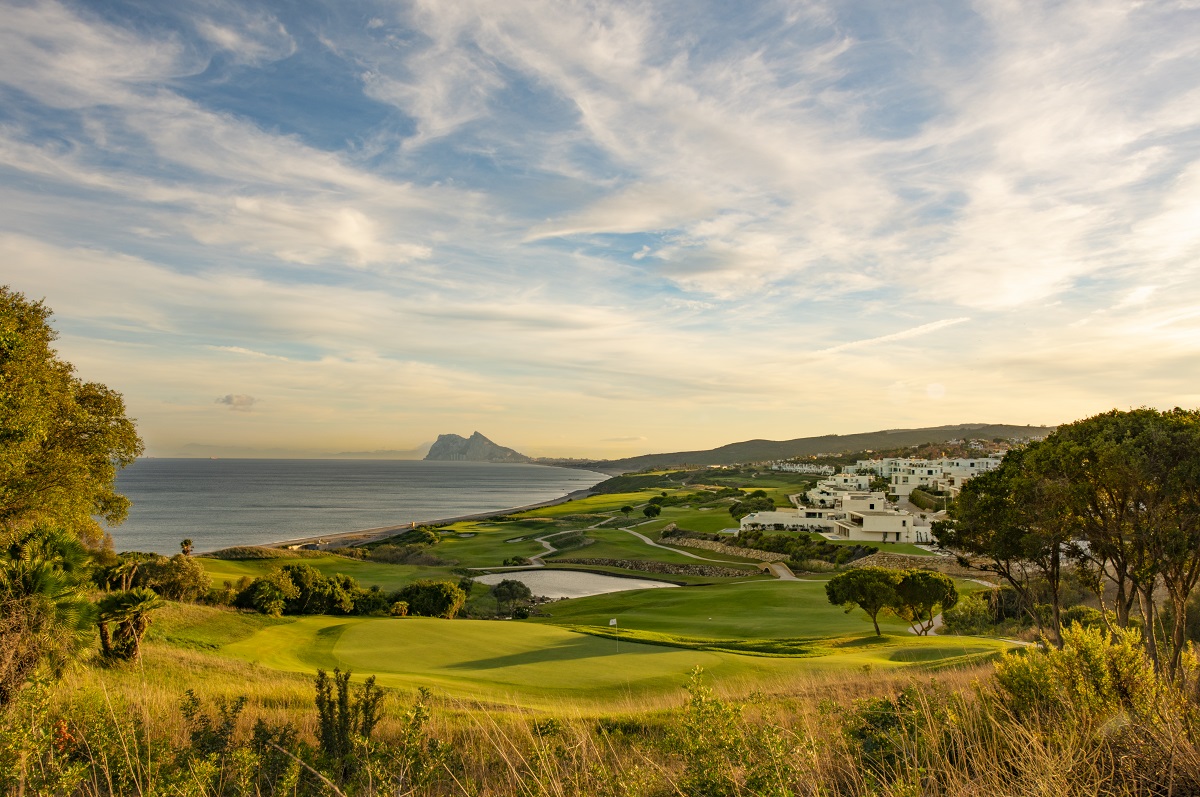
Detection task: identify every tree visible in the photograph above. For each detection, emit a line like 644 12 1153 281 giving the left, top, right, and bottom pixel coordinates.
180 539 193 556
642 504 662 519
728 496 774 521
138 553 211 601
395 580 467 618
0 525 94 710
236 570 299 617
893 570 958 635
933 444 1075 646
1049 408 1200 677
492 578 534 615
825 567 901 636
97 587 163 661
0 287 143 547
620 505 633 518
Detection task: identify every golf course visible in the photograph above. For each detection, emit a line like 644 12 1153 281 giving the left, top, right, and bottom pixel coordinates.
171 470 1017 710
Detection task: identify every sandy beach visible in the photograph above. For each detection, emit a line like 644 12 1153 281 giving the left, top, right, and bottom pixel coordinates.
261 486 598 550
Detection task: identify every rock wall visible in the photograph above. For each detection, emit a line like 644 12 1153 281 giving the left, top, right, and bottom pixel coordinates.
849 552 994 580
664 537 791 562
552 558 750 578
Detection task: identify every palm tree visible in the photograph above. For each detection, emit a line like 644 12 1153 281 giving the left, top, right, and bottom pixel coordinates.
97 588 163 662
0 525 94 710
180 538 193 556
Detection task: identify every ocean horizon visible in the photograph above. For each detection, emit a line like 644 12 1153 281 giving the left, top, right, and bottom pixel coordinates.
108 458 607 555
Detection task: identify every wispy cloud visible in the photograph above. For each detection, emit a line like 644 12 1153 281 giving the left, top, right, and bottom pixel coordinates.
1 0 1198 456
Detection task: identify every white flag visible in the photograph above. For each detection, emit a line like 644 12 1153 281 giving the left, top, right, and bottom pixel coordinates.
609 618 618 626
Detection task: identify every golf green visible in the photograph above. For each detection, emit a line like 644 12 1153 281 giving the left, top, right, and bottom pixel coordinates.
220 611 1012 708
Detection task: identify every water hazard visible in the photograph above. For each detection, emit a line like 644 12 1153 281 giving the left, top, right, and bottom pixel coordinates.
474 570 678 599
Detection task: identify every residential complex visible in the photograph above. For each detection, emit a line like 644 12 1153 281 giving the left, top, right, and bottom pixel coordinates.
739 454 1005 546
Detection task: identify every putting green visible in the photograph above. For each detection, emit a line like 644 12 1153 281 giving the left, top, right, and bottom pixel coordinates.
220 611 1012 708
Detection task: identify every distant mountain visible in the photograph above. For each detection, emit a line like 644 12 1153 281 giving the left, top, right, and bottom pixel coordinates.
573 423 1055 473
424 432 530 463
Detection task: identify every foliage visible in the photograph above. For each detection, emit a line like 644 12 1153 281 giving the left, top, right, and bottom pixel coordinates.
491 578 534 614
992 625 1161 724
395 579 467 618
0 525 94 710
728 494 775 521
715 528 876 565
825 567 902 636
314 668 383 785
96 587 164 661
893 570 958 635
136 553 212 601
235 569 300 617
0 287 143 546
939 408 1200 678
642 504 662 519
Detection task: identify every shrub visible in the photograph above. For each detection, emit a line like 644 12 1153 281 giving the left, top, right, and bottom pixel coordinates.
394 580 467 618
138 553 211 601
992 625 1160 723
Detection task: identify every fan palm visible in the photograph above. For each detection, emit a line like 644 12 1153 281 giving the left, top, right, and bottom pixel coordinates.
97 587 163 662
0 524 94 710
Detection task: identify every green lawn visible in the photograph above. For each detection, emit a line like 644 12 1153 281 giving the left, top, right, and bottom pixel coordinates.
544 526 756 568
518 490 663 517
637 507 741 535
536 580 907 639
218 613 1011 708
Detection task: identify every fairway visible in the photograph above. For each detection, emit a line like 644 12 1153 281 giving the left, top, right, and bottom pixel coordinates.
219 613 1011 708
537 579 910 638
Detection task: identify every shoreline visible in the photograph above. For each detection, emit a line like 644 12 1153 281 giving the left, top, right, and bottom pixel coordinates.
258 487 599 550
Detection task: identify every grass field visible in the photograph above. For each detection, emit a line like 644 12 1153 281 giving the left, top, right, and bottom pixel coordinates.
216 612 1010 708
543 526 758 567
537 580 906 638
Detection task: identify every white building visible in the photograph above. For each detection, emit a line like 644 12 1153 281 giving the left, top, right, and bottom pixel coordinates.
769 462 836 475
886 455 1004 497
741 489 932 545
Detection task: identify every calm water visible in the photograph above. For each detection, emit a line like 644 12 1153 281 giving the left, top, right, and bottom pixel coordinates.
108 459 605 555
474 570 678 599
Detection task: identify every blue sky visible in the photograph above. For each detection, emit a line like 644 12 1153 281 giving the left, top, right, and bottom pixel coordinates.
2 0 1198 458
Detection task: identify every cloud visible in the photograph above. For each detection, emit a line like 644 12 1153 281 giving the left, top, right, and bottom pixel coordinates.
2 0 1199 457
216 394 257 411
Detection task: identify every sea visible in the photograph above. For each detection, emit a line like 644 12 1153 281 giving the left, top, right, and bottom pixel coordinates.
107 459 607 555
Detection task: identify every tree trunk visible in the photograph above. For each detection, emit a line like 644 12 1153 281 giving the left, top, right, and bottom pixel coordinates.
1136 585 1162 674
97 621 112 658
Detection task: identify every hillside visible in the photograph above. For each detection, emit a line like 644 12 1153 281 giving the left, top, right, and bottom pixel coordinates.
569 423 1055 473
424 431 530 462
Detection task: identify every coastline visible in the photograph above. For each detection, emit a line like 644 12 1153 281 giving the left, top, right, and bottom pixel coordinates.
260 486 598 550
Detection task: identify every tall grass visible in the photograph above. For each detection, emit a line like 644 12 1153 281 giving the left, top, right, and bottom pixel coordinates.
2 627 1198 795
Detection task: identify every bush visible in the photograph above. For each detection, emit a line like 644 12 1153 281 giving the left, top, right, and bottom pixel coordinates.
394 580 467 618
992 625 1160 723
138 553 211 601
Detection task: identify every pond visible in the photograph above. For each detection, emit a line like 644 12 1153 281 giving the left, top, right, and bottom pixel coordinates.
473 569 679 599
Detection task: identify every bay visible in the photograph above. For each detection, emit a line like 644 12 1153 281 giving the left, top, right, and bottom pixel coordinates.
108 459 606 555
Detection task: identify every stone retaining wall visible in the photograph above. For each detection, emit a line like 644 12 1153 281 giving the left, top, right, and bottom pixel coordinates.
849 552 994 580
552 558 750 578
665 537 791 562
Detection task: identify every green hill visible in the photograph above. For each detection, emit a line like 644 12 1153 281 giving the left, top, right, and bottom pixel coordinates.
572 423 1054 473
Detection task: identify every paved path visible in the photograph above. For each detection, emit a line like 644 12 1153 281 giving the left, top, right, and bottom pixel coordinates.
762 562 798 580
619 528 750 565
473 519 768 573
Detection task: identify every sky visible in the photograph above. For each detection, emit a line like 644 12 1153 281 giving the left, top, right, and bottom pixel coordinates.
2 0 1199 459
